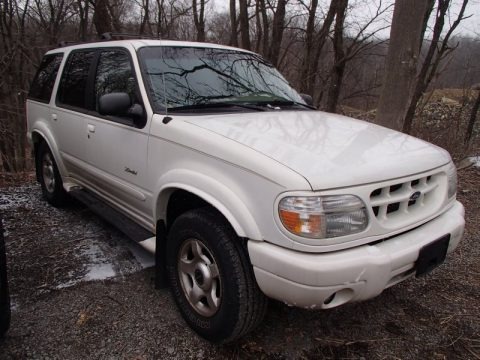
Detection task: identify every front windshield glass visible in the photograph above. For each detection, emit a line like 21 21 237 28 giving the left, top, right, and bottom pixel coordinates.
138 46 305 111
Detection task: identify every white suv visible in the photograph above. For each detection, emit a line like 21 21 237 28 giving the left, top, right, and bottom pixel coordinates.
26 39 465 343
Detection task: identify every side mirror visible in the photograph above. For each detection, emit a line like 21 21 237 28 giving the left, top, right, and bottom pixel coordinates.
300 93 314 106
128 104 146 128
98 92 146 127
98 92 132 116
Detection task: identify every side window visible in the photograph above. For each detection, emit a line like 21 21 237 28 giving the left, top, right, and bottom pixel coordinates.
57 50 96 109
28 54 63 103
94 50 137 113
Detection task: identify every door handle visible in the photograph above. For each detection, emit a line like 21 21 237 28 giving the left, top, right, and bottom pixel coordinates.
87 124 96 133
51 114 57 121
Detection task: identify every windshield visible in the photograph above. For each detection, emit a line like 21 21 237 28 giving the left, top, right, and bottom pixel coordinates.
138 46 306 112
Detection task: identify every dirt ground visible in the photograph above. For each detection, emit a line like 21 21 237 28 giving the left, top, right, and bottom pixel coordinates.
0 167 479 360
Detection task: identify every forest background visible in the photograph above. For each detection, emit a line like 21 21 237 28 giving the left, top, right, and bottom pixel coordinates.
1 0 479 172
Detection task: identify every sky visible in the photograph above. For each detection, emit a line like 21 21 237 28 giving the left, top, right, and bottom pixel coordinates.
211 0 480 38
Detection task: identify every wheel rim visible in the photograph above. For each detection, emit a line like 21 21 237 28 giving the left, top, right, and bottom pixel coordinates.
42 152 55 193
178 238 222 317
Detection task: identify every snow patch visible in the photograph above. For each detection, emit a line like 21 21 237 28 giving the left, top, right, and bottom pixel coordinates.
0 186 35 210
55 243 117 289
81 243 117 281
84 262 116 281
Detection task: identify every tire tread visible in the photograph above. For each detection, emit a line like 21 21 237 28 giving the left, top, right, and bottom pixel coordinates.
166 207 267 343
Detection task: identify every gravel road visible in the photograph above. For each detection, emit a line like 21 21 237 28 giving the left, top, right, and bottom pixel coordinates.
0 168 479 359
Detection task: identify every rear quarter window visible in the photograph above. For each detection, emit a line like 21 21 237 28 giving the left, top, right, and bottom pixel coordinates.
28 53 64 103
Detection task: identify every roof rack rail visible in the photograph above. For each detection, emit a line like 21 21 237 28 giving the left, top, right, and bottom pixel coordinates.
100 32 161 41
58 41 79 47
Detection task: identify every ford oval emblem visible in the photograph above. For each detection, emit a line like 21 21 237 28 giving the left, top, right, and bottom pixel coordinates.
410 191 421 201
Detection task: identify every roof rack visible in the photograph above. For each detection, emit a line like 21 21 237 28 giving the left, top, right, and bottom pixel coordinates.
58 41 79 48
57 33 161 48
100 32 161 41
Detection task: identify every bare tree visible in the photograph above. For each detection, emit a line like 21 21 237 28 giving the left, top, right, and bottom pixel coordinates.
402 0 469 133
93 0 114 35
302 0 336 96
258 0 269 55
139 0 153 35
267 0 287 67
322 0 391 112
298 0 318 95
77 0 90 41
229 0 238 46
465 85 480 144
192 0 206 41
325 0 348 113
0 0 32 171
375 0 430 131
153 0 191 39
238 0 250 49
31 0 76 44
254 0 262 52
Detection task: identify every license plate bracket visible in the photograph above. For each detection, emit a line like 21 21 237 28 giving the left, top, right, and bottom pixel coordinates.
415 234 450 277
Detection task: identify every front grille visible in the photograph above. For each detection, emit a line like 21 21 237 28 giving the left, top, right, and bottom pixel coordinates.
369 174 440 224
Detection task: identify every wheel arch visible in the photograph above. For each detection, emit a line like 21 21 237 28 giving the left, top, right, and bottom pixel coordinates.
155 170 263 240
31 127 67 178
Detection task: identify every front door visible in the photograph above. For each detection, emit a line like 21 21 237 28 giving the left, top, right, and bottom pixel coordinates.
83 48 151 226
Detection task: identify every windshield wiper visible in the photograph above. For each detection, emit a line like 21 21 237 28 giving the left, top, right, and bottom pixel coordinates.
168 102 266 112
252 99 316 110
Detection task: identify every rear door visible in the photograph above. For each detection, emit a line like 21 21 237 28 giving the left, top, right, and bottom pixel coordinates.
27 52 63 153
54 50 96 179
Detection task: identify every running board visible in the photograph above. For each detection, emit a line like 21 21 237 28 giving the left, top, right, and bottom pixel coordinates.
69 189 154 243
138 237 156 253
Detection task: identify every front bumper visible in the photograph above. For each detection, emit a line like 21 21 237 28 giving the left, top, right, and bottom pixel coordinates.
248 201 465 309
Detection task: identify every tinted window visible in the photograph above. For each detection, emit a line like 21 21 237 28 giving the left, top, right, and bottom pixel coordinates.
57 51 95 109
28 54 63 103
94 50 137 112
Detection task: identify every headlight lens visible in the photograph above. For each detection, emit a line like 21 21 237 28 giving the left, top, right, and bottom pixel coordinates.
279 195 368 239
446 162 457 199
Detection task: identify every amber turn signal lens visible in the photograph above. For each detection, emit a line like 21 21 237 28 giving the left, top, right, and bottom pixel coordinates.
279 210 301 233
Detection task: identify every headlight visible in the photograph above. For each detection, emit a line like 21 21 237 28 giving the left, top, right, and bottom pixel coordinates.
278 195 368 239
446 162 457 199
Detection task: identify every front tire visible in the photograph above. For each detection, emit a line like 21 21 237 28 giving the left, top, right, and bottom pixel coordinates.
166 208 267 343
36 141 68 207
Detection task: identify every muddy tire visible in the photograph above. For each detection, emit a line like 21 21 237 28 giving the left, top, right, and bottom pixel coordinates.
36 141 68 207
166 208 267 343
0 218 10 337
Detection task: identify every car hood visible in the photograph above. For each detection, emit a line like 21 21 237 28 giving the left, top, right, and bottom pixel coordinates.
183 111 451 190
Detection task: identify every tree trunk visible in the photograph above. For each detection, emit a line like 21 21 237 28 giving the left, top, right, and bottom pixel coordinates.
78 0 89 41
299 0 318 94
229 0 238 46
93 0 113 36
259 0 269 55
255 0 262 52
402 0 468 133
306 0 336 96
465 90 480 144
325 0 348 113
192 0 206 42
267 0 287 67
140 0 152 35
238 0 250 50
375 0 429 131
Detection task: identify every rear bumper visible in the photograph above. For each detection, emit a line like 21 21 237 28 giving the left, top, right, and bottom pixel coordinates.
248 201 465 309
